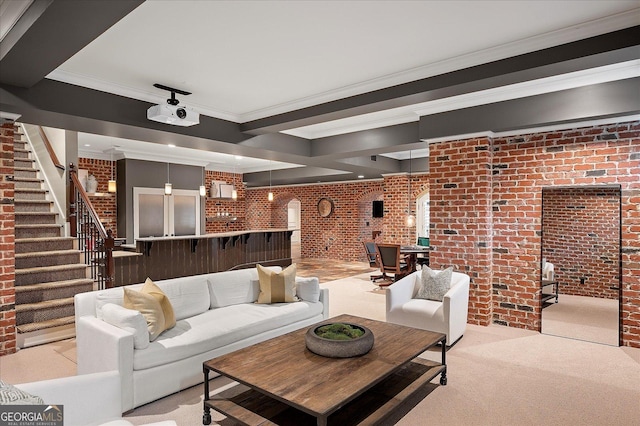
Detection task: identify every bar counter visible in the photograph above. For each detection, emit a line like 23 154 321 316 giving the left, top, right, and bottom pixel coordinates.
113 229 294 286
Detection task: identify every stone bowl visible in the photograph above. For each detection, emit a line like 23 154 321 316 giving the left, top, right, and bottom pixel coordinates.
305 323 374 358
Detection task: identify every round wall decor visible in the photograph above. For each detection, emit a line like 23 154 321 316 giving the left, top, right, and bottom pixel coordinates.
317 197 334 217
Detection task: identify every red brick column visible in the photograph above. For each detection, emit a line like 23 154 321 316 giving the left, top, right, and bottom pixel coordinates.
492 122 639 347
429 138 494 326
0 123 16 355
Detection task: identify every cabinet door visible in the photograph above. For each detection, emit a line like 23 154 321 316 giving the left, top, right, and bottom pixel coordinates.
137 192 166 238
173 193 197 236
134 188 200 239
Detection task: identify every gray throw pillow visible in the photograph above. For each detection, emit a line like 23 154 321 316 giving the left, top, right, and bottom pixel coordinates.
0 380 44 405
416 266 453 301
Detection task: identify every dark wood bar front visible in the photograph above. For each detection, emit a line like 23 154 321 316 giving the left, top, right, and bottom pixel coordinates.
113 229 293 286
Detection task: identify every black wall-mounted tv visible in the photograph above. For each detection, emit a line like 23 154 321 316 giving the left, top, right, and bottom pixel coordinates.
372 200 384 218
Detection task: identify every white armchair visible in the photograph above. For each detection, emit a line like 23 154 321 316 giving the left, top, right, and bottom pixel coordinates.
14 371 176 426
386 270 470 346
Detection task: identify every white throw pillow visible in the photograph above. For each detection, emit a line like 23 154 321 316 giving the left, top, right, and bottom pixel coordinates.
416 266 453 301
101 303 150 349
295 277 320 303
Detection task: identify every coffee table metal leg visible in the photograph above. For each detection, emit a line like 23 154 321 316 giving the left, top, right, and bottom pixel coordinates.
439 336 447 385
203 368 211 425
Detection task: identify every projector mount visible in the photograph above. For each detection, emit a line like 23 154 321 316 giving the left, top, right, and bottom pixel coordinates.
153 83 191 106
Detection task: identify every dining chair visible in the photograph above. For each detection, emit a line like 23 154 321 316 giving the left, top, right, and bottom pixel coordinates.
375 243 409 285
362 241 383 282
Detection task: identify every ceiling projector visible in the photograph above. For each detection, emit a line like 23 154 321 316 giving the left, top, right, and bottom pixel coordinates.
147 104 199 127
147 83 199 126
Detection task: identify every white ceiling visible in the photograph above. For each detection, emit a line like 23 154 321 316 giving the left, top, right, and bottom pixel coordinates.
45 1 640 173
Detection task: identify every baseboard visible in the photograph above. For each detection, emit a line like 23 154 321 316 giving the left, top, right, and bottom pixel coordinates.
17 323 75 349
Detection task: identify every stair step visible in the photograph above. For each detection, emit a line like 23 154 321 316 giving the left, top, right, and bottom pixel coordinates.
14 167 38 179
17 316 75 334
14 158 36 168
14 188 48 201
15 264 87 286
16 237 75 253
15 200 53 213
13 177 44 189
15 278 94 304
15 224 62 239
15 212 57 225
14 148 30 159
16 249 81 268
16 298 75 327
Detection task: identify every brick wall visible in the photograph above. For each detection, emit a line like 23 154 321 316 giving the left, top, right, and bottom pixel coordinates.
0 123 16 355
204 170 245 233
491 122 639 347
246 181 387 261
78 158 117 236
543 187 619 299
429 138 494 326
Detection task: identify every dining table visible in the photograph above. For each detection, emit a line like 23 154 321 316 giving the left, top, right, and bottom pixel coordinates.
400 245 431 272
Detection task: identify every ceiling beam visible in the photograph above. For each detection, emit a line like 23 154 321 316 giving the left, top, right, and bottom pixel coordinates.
0 0 144 88
239 26 640 135
419 78 640 140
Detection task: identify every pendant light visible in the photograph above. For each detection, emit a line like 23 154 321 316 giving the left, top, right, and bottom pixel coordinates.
108 146 116 193
231 158 238 200
164 163 172 195
267 160 274 202
406 150 415 227
199 167 206 197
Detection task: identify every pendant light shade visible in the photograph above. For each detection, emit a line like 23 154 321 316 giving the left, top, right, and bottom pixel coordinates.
231 189 238 200
108 147 116 193
268 160 273 202
199 167 206 196
406 150 414 228
165 163 172 195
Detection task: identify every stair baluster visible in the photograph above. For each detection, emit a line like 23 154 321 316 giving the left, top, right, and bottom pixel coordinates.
69 164 115 289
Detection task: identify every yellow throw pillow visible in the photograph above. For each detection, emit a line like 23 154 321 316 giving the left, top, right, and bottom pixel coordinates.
123 278 175 341
141 278 176 329
256 264 298 304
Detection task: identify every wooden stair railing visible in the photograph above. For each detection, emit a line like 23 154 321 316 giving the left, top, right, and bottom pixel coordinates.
38 126 65 171
69 163 115 289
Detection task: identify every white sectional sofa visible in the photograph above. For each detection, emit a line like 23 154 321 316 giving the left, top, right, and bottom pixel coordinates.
74 267 328 412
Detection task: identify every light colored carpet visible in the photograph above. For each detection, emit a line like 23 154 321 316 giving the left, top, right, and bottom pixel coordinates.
542 294 619 346
125 274 640 426
2 273 639 425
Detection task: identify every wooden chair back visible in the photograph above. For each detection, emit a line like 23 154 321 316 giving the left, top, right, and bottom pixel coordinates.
375 243 406 277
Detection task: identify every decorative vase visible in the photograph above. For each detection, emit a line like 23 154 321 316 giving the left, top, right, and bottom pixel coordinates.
305 323 374 358
86 174 98 193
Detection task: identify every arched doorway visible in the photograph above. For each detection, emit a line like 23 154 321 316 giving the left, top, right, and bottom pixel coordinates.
288 199 301 259
416 190 429 244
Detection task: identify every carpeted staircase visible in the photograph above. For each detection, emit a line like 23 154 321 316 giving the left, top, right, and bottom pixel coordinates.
13 133 94 347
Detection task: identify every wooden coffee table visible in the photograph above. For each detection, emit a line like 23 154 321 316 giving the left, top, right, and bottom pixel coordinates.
202 314 446 426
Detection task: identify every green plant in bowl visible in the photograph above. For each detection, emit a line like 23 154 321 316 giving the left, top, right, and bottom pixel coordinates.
315 323 365 340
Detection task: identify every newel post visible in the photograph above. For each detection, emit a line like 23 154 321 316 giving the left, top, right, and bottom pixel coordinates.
104 229 115 289
69 163 77 237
